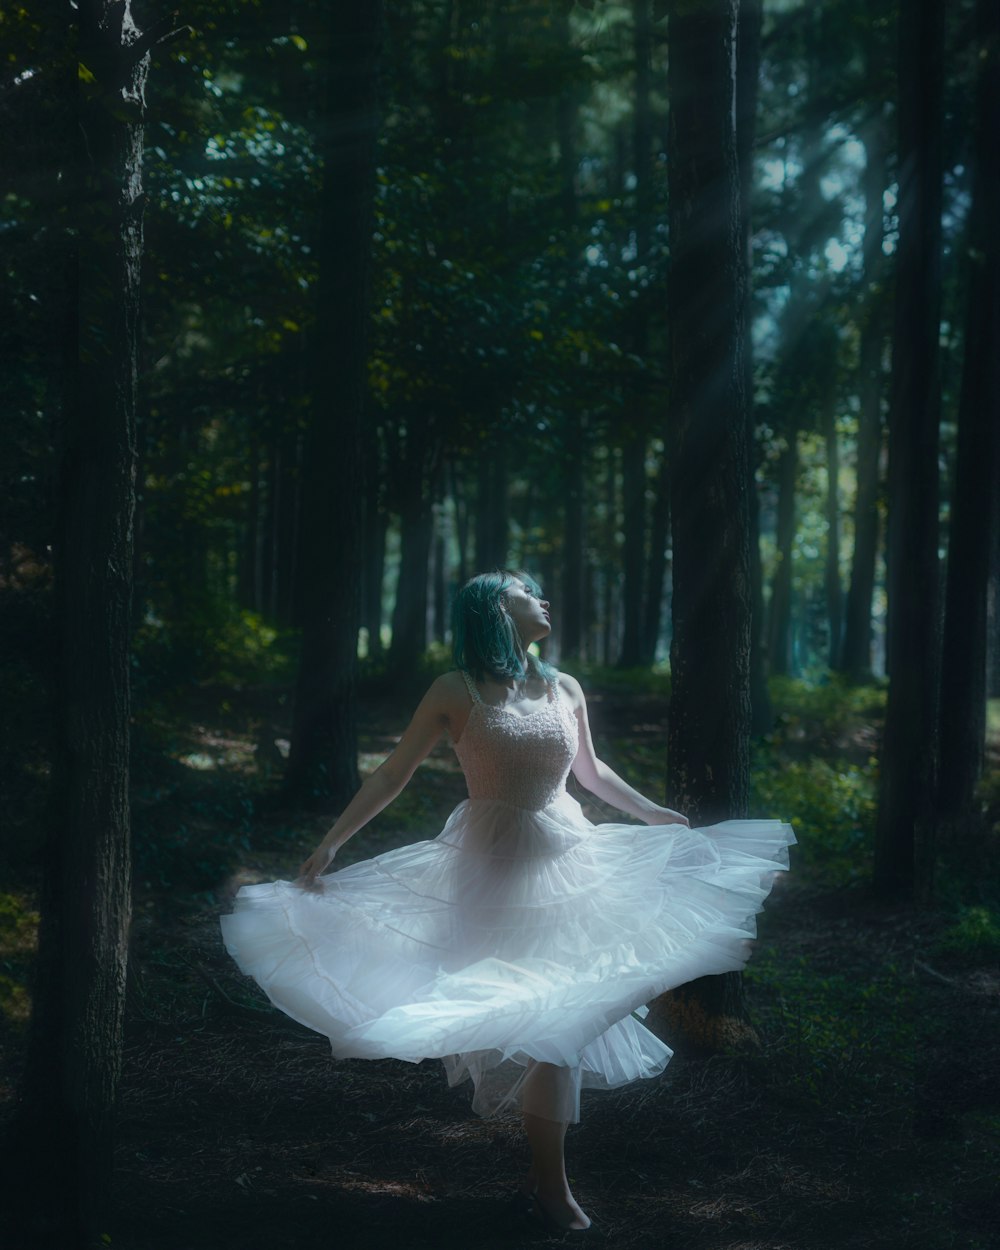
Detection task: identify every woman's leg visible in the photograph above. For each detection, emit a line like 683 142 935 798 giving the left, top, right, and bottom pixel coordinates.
521 1061 590 1230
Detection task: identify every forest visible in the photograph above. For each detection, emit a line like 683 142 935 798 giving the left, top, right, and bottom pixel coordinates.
1 0 998 1247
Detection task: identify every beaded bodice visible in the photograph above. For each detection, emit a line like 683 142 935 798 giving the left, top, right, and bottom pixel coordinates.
452 671 579 811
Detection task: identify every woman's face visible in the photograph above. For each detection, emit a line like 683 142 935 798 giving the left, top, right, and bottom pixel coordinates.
503 578 551 645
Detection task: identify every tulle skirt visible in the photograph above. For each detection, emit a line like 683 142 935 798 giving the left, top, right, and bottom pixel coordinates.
220 791 795 1123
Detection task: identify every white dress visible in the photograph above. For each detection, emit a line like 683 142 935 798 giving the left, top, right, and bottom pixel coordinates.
220 673 795 1123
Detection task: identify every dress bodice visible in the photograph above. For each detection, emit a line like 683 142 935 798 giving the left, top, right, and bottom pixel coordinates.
452 671 579 811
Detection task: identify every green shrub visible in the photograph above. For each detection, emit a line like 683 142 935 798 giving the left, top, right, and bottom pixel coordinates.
751 750 878 884
934 905 1000 961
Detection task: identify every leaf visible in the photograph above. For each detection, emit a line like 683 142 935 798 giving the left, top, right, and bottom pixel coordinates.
291 35 308 52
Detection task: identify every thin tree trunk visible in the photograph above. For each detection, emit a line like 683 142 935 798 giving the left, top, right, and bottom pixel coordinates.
360 415 385 658
561 426 586 662
841 109 889 682
641 448 670 664
823 392 843 669
12 5 151 1242
389 484 435 675
651 0 755 1055
619 428 646 667
737 0 771 733
432 497 447 645
474 440 508 571
620 0 654 669
874 0 944 900
767 439 797 677
451 460 470 587
603 450 617 665
285 2 383 806
936 0 1000 817
241 426 262 611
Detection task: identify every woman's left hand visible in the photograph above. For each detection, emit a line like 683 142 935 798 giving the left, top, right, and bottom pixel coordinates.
645 806 690 828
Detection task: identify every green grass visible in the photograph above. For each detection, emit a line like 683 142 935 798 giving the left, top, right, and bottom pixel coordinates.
745 947 914 1108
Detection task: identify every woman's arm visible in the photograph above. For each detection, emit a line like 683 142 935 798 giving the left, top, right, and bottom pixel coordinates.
295 674 459 888
560 672 690 827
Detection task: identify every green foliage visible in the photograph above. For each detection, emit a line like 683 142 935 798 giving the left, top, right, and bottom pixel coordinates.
752 677 884 884
934 906 1000 961
745 948 914 1107
575 662 672 699
134 599 296 691
751 753 877 883
0 892 39 1025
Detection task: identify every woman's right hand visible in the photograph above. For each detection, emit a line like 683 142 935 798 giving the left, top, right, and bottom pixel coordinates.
295 844 335 891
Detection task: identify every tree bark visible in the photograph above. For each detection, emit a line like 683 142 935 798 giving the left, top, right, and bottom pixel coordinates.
767 438 797 677
736 0 772 733
388 479 436 675
840 108 889 682
360 415 386 658
474 440 509 571
11 5 150 1243
874 0 944 899
561 426 586 662
936 0 1000 818
641 448 670 664
651 0 756 1055
823 391 843 670
620 0 654 669
285 2 383 806
619 427 647 667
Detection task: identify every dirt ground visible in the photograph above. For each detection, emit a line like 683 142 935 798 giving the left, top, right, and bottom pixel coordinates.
4 683 998 1249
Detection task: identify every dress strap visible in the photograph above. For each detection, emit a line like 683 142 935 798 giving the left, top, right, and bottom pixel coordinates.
459 670 484 705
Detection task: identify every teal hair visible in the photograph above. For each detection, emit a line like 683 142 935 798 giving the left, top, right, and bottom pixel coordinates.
451 569 558 683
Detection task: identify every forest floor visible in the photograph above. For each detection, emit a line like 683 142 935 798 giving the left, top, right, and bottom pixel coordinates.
2 675 999 1250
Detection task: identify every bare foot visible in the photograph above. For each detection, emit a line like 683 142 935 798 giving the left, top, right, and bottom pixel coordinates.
534 1186 591 1231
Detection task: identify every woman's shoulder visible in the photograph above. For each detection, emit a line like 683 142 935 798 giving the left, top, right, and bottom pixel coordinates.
429 669 474 703
554 669 584 705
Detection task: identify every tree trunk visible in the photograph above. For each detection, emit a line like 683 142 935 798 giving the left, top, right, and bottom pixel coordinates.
641 448 670 664
651 0 756 1055
736 0 772 733
474 440 509 571
240 426 262 612
936 0 1000 818
840 108 889 682
620 0 654 669
360 415 386 658
602 450 618 665
11 6 149 1243
823 392 843 670
432 497 447 645
619 427 647 667
561 430 586 662
874 0 944 900
767 438 797 677
451 460 470 588
388 484 435 675
285 2 383 807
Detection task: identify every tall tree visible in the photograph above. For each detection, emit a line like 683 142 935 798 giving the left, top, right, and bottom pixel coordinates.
767 434 798 676
285 2 383 805
936 0 1000 818
9 4 169 1243
874 0 944 898
822 379 843 670
736 0 772 732
619 0 654 669
840 103 890 682
653 0 756 1052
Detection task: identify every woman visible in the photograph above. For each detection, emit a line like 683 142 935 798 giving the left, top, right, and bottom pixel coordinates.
221 570 794 1234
